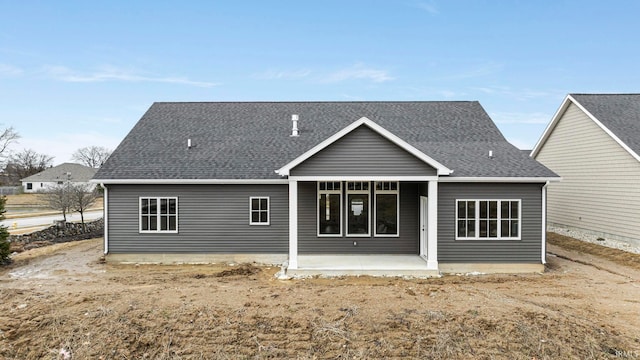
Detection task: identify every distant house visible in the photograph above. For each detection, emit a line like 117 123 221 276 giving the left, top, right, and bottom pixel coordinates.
93 101 558 276
21 162 97 193
532 94 640 247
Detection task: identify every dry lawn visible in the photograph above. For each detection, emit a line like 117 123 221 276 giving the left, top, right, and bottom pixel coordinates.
4 193 103 209
0 235 639 359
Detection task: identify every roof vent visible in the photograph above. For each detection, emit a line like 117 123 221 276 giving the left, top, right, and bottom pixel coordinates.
488 150 494 158
291 114 299 137
187 138 192 148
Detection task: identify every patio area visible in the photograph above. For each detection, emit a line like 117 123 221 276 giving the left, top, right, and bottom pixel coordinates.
286 254 440 277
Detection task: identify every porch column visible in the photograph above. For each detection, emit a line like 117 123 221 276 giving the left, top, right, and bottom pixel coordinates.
288 180 298 269
426 180 438 269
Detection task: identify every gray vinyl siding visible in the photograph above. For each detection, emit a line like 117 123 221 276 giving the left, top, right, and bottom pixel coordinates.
534 103 640 241
290 126 437 176
297 181 420 254
438 183 543 263
107 184 288 253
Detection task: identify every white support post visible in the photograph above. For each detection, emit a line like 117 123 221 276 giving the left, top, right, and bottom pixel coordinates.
288 180 298 269
102 184 109 255
426 180 438 270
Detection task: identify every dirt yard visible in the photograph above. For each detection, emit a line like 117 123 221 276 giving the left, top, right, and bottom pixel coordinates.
1 235 639 359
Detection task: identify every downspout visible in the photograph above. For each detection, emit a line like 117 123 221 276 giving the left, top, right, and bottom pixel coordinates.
541 181 549 264
100 183 109 255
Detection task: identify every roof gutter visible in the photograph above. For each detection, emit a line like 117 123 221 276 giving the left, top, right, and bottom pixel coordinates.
438 176 561 183
99 183 108 255
541 181 549 264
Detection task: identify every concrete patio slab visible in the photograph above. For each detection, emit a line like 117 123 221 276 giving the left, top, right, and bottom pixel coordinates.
286 255 440 277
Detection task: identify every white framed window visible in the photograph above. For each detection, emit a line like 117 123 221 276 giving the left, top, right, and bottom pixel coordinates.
456 199 521 240
250 197 270 225
318 182 342 236
140 197 178 233
26 183 32 190
374 182 399 237
346 181 370 237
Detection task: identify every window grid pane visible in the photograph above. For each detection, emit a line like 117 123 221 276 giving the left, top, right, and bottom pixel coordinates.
319 193 341 235
376 193 397 235
250 197 269 224
141 197 177 232
456 200 520 240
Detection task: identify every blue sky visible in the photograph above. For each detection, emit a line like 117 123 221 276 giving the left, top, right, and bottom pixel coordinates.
1 1 639 164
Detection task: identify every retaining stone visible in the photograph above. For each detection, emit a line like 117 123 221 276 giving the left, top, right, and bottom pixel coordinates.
8 218 104 247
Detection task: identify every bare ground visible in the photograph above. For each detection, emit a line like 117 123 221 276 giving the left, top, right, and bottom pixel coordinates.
0 235 639 359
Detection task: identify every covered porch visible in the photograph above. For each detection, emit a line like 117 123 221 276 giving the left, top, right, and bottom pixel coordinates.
275 117 452 276
287 179 440 275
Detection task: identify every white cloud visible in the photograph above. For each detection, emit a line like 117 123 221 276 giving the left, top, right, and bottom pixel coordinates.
43 65 219 88
253 69 311 80
0 63 23 77
16 132 122 164
324 63 394 83
414 1 439 15
491 111 551 124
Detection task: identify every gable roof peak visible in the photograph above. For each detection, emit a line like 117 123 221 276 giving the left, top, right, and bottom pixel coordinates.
276 116 453 176
532 93 640 162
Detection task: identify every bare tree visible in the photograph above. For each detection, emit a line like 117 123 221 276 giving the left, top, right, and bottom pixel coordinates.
0 126 20 161
3 149 54 185
68 183 98 232
71 146 112 168
43 183 72 221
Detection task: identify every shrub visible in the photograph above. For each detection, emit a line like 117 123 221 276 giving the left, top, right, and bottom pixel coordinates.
0 196 10 264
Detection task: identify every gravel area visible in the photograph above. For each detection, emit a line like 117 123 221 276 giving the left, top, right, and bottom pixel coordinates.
548 225 640 255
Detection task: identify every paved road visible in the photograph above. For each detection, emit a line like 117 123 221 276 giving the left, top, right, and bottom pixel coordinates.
1 209 104 230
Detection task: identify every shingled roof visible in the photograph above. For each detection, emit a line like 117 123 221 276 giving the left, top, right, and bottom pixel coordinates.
94 101 557 180
22 162 97 183
570 94 640 158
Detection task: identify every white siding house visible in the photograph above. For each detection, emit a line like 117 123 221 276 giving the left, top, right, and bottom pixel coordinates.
21 162 97 193
532 94 640 246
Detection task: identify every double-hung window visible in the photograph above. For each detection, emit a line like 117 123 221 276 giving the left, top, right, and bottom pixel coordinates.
318 182 342 236
140 197 178 233
346 181 370 236
250 197 270 225
374 182 399 236
456 199 520 240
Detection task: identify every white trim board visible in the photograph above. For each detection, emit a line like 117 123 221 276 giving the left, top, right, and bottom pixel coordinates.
289 176 439 182
438 177 560 183
275 117 453 176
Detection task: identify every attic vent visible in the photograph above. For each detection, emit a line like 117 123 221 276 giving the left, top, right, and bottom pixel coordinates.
188 138 192 148
291 114 299 137
488 150 493 158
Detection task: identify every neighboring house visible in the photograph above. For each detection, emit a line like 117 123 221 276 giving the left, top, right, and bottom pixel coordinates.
532 94 640 247
93 102 558 276
22 162 97 193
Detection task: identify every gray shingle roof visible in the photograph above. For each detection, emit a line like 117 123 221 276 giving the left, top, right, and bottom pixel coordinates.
94 102 557 180
570 94 640 157
22 162 97 182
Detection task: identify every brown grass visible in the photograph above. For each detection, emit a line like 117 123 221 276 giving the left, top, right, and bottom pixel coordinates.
3 193 103 208
4 194 49 206
1 238 639 359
